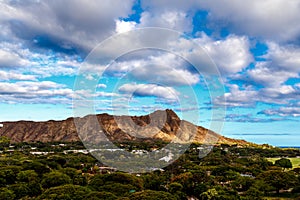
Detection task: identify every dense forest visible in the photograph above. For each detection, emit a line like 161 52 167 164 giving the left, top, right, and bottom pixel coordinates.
0 137 300 200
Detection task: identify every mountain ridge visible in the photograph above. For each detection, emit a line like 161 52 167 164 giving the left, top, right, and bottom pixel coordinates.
0 109 251 146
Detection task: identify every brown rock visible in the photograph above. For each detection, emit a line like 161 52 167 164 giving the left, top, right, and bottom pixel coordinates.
0 110 250 145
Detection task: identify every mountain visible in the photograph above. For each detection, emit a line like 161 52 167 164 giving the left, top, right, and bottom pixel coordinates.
0 109 250 145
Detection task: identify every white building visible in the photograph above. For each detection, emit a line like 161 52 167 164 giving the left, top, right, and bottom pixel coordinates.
0 124 3 128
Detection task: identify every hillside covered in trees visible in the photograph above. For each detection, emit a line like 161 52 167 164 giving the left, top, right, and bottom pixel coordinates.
0 140 300 200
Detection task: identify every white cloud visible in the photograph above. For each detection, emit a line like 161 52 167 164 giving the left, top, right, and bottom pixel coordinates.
139 11 192 32
247 62 298 87
214 84 258 107
260 107 300 117
118 83 179 100
0 0 135 50
115 20 137 34
264 42 300 73
96 84 107 89
200 0 300 42
0 80 121 105
231 41 300 90
106 52 200 86
195 34 253 74
93 33 252 88
214 83 300 108
140 0 300 42
0 71 36 81
0 81 92 105
1 0 299 114
140 0 199 12
95 91 119 98
0 81 72 101
0 49 29 68
223 41 300 108
0 42 81 78
261 85 296 98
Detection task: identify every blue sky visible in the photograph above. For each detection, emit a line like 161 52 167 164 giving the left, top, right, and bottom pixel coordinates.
0 0 300 146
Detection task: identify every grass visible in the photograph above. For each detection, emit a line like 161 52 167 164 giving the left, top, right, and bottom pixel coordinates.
267 157 300 169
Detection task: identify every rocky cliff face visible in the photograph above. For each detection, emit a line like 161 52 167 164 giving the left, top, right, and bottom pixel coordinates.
0 109 249 145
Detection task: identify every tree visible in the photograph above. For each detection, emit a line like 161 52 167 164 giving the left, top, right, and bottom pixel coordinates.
97 183 139 197
41 171 71 189
27 181 43 197
129 190 177 200
88 174 104 188
59 167 78 179
232 176 254 192
37 184 91 200
0 136 11 148
200 188 218 200
73 174 88 186
9 183 30 199
17 170 39 182
103 172 143 190
168 182 186 199
0 188 15 200
171 172 194 195
251 180 273 195
201 186 241 200
89 172 143 191
22 161 50 176
258 170 298 194
168 182 183 193
141 173 167 191
244 187 263 200
84 191 117 200
0 166 21 186
49 155 67 167
17 170 42 196
275 158 293 170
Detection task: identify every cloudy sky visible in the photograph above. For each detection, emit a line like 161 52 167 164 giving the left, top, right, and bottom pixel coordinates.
0 0 300 146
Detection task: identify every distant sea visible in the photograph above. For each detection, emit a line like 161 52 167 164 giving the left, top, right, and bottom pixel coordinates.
278 146 300 149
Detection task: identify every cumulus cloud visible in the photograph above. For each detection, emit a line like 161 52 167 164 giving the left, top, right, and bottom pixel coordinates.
0 71 36 81
118 83 179 100
88 32 252 88
0 49 29 68
96 84 107 89
140 0 300 42
0 0 135 51
214 83 300 108
0 42 81 78
0 81 68 95
115 20 137 34
105 52 200 86
259 107 300 117
264 42 300 73
246 62 298 87
200 0 300 42
0 0 299 120
214 84 258 107
139 11 192 32
194 34 253 74
222 41 300 109
224 113 285 123
0 80 121 105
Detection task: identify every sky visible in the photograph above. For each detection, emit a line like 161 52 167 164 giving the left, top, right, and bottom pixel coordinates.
0 0 300 146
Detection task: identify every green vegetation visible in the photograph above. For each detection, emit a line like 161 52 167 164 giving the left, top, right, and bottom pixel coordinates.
268 157 300 169
0 140 300 199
